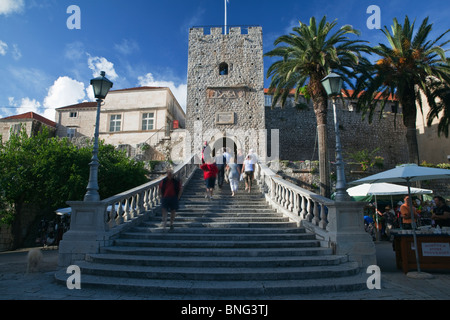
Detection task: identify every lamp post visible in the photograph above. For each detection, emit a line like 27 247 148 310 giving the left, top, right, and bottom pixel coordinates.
321 73 350 201
84 71 113 202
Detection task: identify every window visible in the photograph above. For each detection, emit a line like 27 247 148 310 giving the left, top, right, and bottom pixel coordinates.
67 128 76 138
142 112 154 131
219 62 228 75
265 95 273 107
69 112 78 118
109 114 122 132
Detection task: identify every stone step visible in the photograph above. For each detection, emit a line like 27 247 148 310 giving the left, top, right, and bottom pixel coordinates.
54 168 368 297
119 231 315 241
76 258 357 279
127 226 306 234
148 216 290 223
84 253 349 269
54 267 366 297
113 238 320 249
174 210 281 216
140 221 299 229
100 245 333 257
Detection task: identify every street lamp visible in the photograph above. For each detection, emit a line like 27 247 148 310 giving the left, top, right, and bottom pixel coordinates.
321 73 350 201
84 71 113 201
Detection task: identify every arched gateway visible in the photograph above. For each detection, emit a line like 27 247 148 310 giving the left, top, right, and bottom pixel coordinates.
186 26 267 162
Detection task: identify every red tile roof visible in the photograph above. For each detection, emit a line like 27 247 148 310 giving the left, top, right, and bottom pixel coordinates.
0 112 56 127
264 88 398 101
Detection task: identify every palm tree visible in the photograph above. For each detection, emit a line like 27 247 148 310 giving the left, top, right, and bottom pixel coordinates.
265 16 370 198
426 79 450 138
354 16 450 164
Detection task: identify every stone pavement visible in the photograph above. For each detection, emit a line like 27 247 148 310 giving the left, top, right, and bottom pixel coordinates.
0 241 449 301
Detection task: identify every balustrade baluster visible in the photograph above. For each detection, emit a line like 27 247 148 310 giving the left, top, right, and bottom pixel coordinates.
306 199 312 222
312 201 320 225
124 198 130 221
116 201 124 224
108 204 117 229
300 195 307 218
288 189 293 211
319 203 328 229
130 196 136 219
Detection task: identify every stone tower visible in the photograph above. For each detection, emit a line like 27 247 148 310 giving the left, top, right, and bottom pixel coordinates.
186 26 265 161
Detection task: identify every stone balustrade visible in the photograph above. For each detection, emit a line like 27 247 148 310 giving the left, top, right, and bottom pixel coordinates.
58 155 197 266
256 162 376 269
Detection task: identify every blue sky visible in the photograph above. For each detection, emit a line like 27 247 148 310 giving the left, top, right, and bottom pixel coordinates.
0 0 449 121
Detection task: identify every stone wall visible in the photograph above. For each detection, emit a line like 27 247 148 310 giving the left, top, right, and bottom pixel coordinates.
265 98 409 169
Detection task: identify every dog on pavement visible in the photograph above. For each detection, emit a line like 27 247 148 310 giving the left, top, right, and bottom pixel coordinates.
27 248 43 273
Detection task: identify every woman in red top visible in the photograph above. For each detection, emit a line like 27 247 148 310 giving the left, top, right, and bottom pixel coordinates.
200 157 218 200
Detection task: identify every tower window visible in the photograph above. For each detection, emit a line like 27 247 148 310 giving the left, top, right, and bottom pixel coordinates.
219 62 228 75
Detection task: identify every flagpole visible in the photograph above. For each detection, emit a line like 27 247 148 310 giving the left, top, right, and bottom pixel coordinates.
224 0 227 35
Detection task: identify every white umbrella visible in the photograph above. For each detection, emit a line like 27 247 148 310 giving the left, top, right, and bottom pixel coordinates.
347 182 433 197
347 182 433 241
351 163 450 276
351 164 450 185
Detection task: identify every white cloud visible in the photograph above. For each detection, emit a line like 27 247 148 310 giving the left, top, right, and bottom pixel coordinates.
87 55 119 80
114 39 139 56
137 72 187 112
4 97 41 117
43 76 86 121
65 41 85 61
0 40 7 55
11 44 21 60
0 0 24 15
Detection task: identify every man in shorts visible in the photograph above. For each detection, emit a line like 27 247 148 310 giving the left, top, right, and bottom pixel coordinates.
200 157 219 199
159 169 182 231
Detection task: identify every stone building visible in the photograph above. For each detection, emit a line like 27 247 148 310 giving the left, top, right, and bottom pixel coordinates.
416 91 450 164
55 86 185 159
0 111 56 142
186 26 266 161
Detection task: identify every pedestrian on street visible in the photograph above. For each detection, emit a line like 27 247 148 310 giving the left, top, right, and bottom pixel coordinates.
226 157 240 196
215 149 226 188
242 154 255 193
159 169 182 231
200 156 219 199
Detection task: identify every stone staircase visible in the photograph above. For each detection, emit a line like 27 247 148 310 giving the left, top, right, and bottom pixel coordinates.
55 169 367 298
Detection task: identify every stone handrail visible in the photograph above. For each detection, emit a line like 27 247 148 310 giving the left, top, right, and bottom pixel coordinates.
256 162 333 230
255 162 376 269
102 156 197 232
58 155 198 266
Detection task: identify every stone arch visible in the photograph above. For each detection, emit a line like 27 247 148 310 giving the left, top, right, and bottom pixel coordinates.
211 135 238 160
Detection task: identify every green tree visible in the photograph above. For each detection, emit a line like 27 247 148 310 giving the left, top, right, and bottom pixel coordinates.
426 79 450 138
0 128 149 249
354 16 450 164
265 16 370 197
